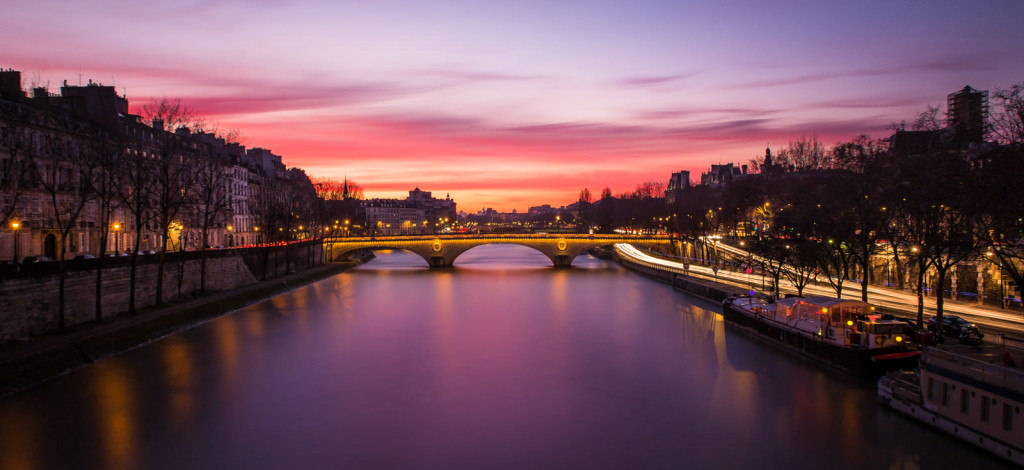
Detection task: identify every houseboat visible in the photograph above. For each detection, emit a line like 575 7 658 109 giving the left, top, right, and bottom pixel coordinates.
878 346 1024 466
721 295 922 376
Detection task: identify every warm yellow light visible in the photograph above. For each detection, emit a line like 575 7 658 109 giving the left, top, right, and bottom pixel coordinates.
227 225 233 231
112 223 120 230
895 336 903 343
11 221 20 230
821 307 828 314
846 320 854 326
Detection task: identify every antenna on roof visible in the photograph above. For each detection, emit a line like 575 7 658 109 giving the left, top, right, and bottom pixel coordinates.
77 65 82 86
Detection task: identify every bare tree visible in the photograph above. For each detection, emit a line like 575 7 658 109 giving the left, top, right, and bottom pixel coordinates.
0 104 35 230
890 152 982 332
978 146 1024 312
186 148 233 294
138 98 200 134
31 126 98 329
990 83 1024 145
115 131 157 313
84 130 124 321
912 105 943 131
150 130 197 306
775 134 827 170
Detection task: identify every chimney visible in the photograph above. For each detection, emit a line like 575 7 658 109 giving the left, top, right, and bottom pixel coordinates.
0 69 23 98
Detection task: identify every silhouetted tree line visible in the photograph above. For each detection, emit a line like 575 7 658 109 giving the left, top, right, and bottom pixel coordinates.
664 85 1024 334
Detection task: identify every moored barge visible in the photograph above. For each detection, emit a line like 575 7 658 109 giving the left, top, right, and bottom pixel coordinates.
878 346 1024 466
722 295 922 376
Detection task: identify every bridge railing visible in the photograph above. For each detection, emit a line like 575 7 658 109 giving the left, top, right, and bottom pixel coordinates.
327 234 673 243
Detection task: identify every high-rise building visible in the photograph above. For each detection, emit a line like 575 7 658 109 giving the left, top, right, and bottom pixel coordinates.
947 85 989 143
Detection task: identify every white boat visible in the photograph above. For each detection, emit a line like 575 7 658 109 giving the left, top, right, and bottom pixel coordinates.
878 346 1024 466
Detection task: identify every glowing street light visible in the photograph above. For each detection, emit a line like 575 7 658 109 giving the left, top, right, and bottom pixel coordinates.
11 221 20 262
112 222 122 253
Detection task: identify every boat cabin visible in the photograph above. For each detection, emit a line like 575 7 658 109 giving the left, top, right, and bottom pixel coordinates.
773 296 907 348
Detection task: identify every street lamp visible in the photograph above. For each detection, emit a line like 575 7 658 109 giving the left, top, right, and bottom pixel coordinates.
227 225 234 247
112 222 121 254
11 221 20 262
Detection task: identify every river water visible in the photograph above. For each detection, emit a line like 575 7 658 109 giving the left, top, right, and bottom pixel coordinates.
0 245 1012 469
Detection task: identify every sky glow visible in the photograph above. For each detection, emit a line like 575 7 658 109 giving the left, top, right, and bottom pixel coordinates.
3 0 1023 211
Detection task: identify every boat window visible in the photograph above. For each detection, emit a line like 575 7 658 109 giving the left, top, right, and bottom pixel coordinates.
981 396 990 423
941 383 949 406
927 378 934 401
960 390 969 414
872 324 903 335
1004 404 1014 432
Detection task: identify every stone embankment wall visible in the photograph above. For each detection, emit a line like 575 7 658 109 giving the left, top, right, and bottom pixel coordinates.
0 242 323 344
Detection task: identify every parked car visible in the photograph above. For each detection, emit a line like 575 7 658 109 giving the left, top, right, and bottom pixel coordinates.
73 254 95 260
927 315 978 337
21 255 49 263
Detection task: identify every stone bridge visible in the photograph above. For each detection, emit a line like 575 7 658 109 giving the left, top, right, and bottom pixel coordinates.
326 234 674 268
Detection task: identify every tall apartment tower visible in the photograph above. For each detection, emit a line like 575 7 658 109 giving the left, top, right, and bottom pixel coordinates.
946 85 989 142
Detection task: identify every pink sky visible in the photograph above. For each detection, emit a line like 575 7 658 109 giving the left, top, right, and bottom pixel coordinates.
3 1 1023 211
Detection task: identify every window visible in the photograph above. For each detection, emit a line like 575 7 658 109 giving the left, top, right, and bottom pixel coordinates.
1004 404 1014 432
961 390 970 414
927 378 934 401
941 383 949 406
981 396 990 423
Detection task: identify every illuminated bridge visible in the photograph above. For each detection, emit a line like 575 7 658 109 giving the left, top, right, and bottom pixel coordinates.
326 234 674 268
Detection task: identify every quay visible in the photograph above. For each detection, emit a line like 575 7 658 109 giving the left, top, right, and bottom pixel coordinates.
0 253 373 398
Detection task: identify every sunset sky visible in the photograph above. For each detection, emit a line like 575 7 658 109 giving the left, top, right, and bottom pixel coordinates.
3 1 1023 211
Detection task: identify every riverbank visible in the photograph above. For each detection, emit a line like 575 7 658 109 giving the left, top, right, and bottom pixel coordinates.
0 252 374 398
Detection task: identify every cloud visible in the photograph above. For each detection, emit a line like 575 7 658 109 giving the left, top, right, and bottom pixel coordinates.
614 73 699 87
416 68 546 83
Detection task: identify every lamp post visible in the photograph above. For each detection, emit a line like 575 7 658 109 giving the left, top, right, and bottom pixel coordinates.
112 222 121 254
11 221 20 262
227 225 234 247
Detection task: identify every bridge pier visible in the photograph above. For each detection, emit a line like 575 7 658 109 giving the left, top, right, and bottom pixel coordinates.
553 255 573 268
428 256 452 269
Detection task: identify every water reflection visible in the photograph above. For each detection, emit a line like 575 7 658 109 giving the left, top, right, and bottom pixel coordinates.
93 361 139 470
0 245 1013 469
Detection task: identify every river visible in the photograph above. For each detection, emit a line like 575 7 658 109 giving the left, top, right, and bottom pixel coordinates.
0 245 1012 469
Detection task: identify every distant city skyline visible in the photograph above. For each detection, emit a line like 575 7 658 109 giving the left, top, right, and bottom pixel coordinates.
3 0 1023 211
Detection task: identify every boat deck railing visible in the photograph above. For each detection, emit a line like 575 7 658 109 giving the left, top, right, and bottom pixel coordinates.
924 346 1024 392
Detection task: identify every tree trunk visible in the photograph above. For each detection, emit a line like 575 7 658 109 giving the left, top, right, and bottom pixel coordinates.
916 259 927 327
200 227 209 295
128 222 144 314
58 248 67 330
860 246 870 302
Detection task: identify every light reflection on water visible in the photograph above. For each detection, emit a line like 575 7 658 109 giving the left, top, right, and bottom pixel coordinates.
0 245 1011 469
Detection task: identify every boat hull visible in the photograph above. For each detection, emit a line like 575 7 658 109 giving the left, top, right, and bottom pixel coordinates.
722 300 920 376
879 373 1024 466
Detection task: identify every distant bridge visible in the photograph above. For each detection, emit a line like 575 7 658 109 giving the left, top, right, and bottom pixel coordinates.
326 234 674 268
